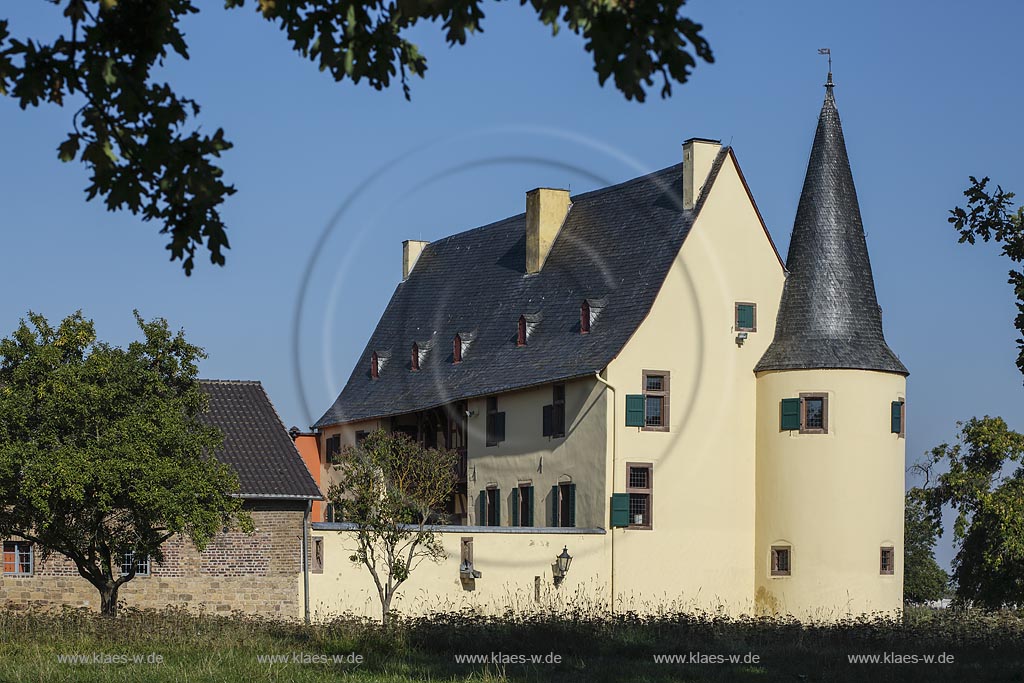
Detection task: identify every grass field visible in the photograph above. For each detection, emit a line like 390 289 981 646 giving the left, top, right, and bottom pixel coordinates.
0 606 1022 682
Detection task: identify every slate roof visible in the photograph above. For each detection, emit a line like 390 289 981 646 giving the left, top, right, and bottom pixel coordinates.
755 76 908 376
315 152 729 427
200 380 322 499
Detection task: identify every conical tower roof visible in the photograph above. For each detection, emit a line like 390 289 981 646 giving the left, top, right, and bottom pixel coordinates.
755 75 907 375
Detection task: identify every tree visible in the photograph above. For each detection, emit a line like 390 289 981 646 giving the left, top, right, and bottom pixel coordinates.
328 430 457 623
949 177 1024 377
0 1 713 274
914 417 1024 608
903 491 948 604
0 311 251 617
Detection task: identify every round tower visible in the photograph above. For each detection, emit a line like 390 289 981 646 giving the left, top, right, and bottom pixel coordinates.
754 73 908 620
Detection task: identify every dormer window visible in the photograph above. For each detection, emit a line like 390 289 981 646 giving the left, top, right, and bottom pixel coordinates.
371 351 380 379
411 343 420 371
453 335 463 363
580 301 591 334
517 313 542 346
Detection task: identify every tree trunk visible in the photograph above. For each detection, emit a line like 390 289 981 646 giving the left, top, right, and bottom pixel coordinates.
381 591 392 625
99 582 120 618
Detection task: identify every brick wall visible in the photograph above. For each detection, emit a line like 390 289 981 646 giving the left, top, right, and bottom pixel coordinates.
0 505 307 619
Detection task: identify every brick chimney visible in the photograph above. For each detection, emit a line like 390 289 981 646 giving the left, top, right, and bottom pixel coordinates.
525 188 571 274
402 239 429 280
682 138 721 210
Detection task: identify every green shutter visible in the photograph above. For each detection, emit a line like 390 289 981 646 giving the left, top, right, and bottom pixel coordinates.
891 401 903 434
494 489 501 526
737 304 755 330
567 484 576 527
551 486 559 527
625 395 645 427
511 487 520 526
780 398 801 431
526 486 534 526
478 491 486 526
610 493 630 528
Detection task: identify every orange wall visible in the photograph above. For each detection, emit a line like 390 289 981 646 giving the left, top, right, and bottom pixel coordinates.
294 434 325 521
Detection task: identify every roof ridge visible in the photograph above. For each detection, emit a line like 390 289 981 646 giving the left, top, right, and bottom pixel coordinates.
199 378 262 385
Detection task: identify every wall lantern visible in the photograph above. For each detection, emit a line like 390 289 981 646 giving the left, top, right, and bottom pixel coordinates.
552 546 573 586
735 331 748 347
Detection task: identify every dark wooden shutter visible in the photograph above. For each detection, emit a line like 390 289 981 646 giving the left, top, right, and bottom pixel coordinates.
554 402 565 437
625 395 645 427
551 486 559 526
478 491 486 526
610 493 630 528
494 489 501 526
780 398 801 430
891 401 903 434
542 405 554 437
567 484 576 527
526 486 535 526
495 412 506 443
511 487 520 526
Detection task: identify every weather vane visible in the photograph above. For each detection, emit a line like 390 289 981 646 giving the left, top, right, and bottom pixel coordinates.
818 47 832 73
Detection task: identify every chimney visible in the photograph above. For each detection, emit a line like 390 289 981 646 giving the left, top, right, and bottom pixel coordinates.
525 188 571 274
682 138 721 210
402 239 429 280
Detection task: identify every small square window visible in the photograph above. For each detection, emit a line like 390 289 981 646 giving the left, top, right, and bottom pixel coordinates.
121 550 150 577
771 546 791 576
880 547 895 575
2 541 33 576
735 303 757 332
799 393 828 434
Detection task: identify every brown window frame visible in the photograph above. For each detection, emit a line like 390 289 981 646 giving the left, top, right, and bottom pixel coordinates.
880 546 895 575
370 351 380 379
625 462 653 530
453 335 462 364
735 302 757 332
580 300 591 334
517 316 527 347
799 393 828 434
410 343 420 372
770 545 791 576
642 370 670 432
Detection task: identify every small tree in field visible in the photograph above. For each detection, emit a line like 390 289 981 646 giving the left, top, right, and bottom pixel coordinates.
0 311 251 616
329 430 457 624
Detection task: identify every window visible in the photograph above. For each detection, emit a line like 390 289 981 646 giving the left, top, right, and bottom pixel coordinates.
517 316 527 346
642 370 670 432
880 546 895 575
410 343 420 371
2 541 33 576
735 303 757 332
479 487 500 526
453 335 462 364
121 549 150 576
551 482 576 527
511 484 534 526
800 393 828 434
485 396 505 446
626 463 652 529
312 537 324 574
543 384 566 438
370 351 380 379
580 300 591 334
354 430 369 445
325 434 342 464
771 546 791 576
891 400 906 437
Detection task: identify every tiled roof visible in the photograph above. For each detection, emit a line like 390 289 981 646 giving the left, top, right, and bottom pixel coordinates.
200 380 322 499
315 153 728 427
755 77 908 376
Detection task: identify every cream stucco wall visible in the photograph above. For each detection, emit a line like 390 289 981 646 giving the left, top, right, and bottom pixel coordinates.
308 528 608 619
465 379 607 529
754 369 906 619
602 151 786 614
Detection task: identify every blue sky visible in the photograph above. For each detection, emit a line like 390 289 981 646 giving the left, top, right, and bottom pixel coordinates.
2 1 1022 569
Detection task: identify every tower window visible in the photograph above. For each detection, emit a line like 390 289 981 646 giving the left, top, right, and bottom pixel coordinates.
370 351 380 379
410 343 420 371
642 370 670 432
771 546 791 576
735 302 757 332
799 393 828 434
580 300 591 334
891 400 906 437
880 546 895 575
453 335 462 364
517 316 527 346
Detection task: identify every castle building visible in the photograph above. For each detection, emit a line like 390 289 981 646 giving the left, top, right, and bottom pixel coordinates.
309 74 908 619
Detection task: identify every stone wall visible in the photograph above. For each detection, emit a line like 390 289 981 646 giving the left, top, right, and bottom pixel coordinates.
0 505 307 619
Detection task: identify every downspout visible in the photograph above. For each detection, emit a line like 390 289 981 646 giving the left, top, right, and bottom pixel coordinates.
594 371 616 614
302 499 311 624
